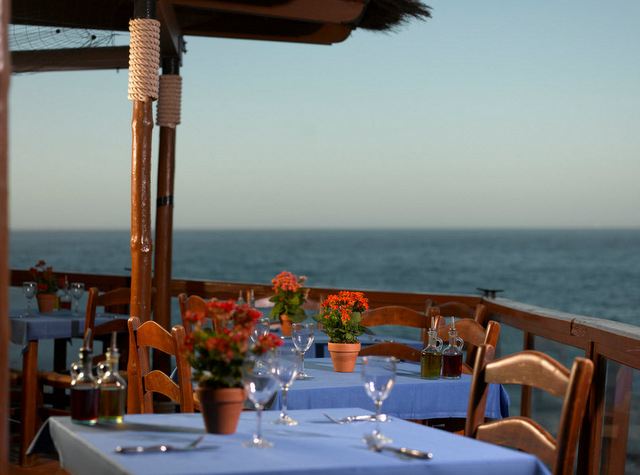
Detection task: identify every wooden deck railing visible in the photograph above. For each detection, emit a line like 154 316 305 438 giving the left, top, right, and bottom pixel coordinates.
8 269 639 474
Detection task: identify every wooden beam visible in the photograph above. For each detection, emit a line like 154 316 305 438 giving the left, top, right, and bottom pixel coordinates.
157 0 184 59
11 46 129 73
184 22 353 45
1 0 10 469
171 0 368 24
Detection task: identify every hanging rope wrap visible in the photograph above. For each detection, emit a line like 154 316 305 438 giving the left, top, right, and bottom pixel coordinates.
128 18 160 102
157 75 182 127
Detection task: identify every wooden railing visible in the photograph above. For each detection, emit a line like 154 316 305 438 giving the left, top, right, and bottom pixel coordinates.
8 269 638 474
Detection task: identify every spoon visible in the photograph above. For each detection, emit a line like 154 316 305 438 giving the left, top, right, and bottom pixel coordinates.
116 435 206 454
363 434 433 460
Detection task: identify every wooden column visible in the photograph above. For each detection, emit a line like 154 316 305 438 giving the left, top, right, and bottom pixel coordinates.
127 0 159 413
1 0 10 468
153 58 180 378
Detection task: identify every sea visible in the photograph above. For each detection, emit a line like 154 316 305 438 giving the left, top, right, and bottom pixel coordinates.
8 228 640 326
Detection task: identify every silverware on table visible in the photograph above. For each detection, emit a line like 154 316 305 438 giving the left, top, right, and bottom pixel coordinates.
323 413 389 424
115 435 206 454
363 434 433 460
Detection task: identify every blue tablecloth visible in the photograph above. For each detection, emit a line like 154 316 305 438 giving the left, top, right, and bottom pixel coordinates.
29 410 549 475
9 309 128 353
273 357 509 420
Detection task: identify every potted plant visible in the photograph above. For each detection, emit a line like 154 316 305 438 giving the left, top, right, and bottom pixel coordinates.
29 260 64 313
269 271 308 336
182 299 283 433
313 291 369 372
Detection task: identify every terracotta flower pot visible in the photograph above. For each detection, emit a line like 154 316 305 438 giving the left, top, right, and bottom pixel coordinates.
196 386 246 434
280 315 292 336
36 293 57 313
328 342 361 373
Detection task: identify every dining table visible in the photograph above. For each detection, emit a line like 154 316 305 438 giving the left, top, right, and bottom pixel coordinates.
28 408 551 475
9 308 128 465
272 357 509 420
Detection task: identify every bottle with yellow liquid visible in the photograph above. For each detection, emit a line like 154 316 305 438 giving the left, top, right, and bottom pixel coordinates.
421 327 443 379
97 346 127 423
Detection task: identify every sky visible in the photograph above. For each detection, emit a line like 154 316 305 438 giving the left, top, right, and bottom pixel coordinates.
7 0 640 230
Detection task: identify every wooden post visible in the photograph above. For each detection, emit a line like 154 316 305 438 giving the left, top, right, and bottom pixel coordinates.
127 0 159 413
1 0 10 467
153 57 181 380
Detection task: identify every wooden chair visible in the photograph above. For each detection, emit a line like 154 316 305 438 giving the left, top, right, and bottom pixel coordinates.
429 300 487 325
436 318 500 375
358 341 422 362
361 305 441 346
178 292 211 334
127 316 194 413
465 344 594 475
37 287 133 413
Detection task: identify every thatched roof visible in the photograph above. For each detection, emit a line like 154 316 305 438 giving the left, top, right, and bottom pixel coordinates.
10 0 432 72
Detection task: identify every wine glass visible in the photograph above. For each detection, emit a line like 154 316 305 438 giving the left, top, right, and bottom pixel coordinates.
251 316 270 343
241 352 280 448
292 322 315 379
270 347 301 426
70 283 85 316
22 281 37 317
361 356 397 444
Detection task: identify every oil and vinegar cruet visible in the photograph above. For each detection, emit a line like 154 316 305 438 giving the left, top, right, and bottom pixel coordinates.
96 332 127 423
442 317 464 379
421 317 443 379
70 329 99 425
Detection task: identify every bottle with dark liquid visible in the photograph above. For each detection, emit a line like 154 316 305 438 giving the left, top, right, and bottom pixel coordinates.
97 347 127 423
421 327 443 379
442 324 464 379
70 346 99 424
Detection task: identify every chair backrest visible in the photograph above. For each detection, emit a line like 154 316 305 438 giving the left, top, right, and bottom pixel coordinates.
361 305 441 346
127 316 194 414
178 292 210 334
437 318 500 374
358 342 422 362
465 344 594 475
435 301 487 323
84 287 132 365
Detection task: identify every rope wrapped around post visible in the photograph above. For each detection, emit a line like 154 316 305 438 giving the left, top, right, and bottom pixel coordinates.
156 75 182 128
128 18 160 102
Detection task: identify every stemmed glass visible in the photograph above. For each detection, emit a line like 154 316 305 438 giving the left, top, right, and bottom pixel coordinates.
241 352 280 448
292 322 315 379
270 347 301 426
70 283 85 316
251 316 270 343
361 356 397 444
22 281 37 317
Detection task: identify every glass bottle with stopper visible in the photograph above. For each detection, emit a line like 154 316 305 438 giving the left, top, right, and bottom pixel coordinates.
97 332 127 423
442 316 464 379
421 316 443 379
70 329 99 425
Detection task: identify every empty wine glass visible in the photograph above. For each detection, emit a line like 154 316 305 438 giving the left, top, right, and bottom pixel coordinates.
292 322 315 379
70 282 85 316
270 347 301 426
361 356 397 444
251 316 270 343
22 281 37 317
242 352 280 448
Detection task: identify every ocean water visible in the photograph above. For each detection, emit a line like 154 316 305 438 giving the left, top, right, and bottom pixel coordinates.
9 228 640 325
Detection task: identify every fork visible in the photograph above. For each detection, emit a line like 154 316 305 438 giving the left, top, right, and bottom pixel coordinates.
115 434 206 454
363 433 433 460
323 413 388 424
